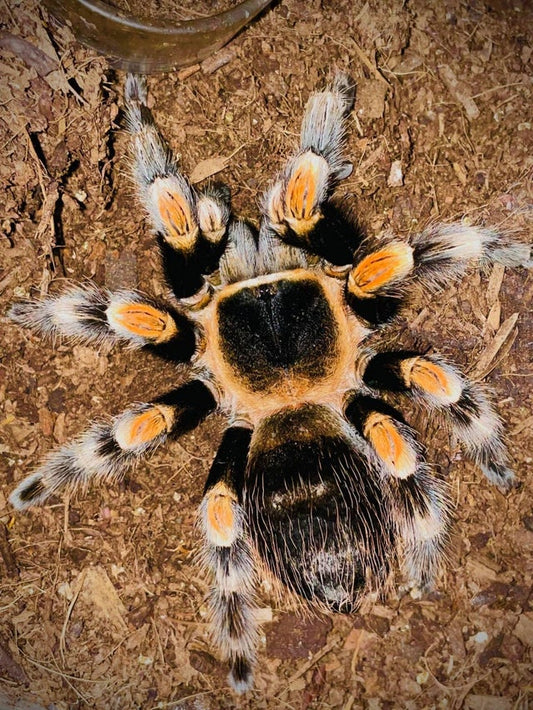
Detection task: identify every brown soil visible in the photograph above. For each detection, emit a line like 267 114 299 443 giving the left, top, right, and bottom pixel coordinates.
0 0 532 708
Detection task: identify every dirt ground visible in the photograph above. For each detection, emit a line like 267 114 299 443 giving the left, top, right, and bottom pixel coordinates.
0 0 532 708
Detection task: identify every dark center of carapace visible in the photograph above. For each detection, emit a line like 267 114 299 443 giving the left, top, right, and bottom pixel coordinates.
216 275 340 392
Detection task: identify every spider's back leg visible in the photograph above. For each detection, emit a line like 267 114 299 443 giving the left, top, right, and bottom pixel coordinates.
199 425 257 694
362 351 516 492
9 380 216 510
345 393 452 591
124 75 231 301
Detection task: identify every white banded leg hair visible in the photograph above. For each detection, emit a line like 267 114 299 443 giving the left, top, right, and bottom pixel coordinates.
124 74 231 300
262 73 360 265
10 381 216 510
8 284 196 362
345 394 452 591
198 426 257 694
363 352 516 492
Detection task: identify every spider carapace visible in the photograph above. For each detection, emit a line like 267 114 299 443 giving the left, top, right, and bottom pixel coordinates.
8 72 531 693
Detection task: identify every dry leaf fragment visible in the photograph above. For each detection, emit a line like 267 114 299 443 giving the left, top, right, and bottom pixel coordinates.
78 566 128 631
0 32 57 76
465 557 500 583
190 156 230 184
469 313 519 381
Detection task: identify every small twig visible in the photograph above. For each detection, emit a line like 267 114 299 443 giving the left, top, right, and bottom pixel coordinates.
59 568 86 665
350 38 391 87
278 634 341 697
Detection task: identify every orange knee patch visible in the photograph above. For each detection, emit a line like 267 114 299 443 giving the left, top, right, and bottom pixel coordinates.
284 152 328 234
402 357 462 404
108 302 177 343
348 242 414 298
364 413 417 478
115 405 173 451
153 178 198 250
205 482 238 547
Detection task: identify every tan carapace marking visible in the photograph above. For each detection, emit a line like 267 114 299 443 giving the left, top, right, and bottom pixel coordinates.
205 481 238 547
348 242 414 298
156 183 198 250
284 152 327 235
109 302 178 343
115 405 175 451
363 413 417 478
198 269 366 425
401 357 462 404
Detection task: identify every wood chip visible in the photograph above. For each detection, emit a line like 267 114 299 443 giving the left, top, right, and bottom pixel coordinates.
438 65 480 120
464 695 512 710
485 300 501 332
469 312 519 381
201 47 236 75
452 161 468 186
0 31 57 76
177 64 200 81
486 263 506 306
513 613 533 647
0 522 18 578
387 160 403 187
0 642 28 684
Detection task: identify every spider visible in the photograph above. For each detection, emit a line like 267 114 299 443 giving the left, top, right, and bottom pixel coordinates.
8 72 531 694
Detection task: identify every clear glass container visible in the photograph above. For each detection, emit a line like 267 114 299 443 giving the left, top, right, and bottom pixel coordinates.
43 0 273 72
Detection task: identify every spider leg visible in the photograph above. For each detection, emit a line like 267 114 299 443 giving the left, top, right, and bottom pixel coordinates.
345 394 452 591
124 75 231 300
346 224 531 326
261 73 361 265
9 284 196 363
198 425 257 694
9 380 216 510
362 351 515 492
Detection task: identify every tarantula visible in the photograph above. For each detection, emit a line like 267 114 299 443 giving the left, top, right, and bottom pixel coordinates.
8 73 531 693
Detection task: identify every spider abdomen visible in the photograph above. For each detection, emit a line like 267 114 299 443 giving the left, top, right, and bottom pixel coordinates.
246 404 396 612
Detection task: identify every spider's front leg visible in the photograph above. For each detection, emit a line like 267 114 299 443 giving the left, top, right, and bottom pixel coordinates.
262 72 361 265
198 425 257 694
362 351 516 492
124 75 231 302
9 284 196 362
9 380 216 509
345 224 531 326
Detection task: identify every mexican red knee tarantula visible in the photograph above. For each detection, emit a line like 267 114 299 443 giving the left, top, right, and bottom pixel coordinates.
9 72 531 693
